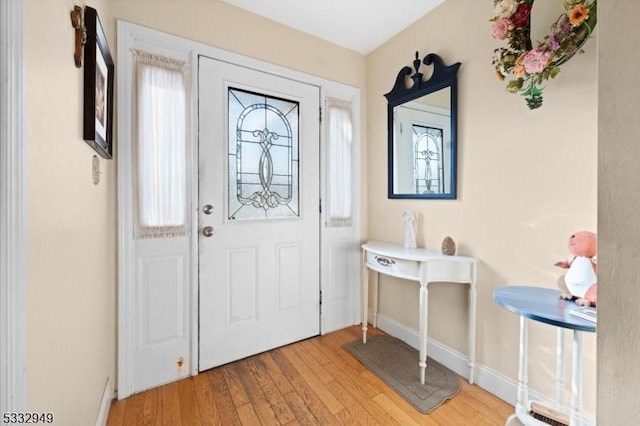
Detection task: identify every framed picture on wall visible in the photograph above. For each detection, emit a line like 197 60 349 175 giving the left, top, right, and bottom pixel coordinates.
83 6 114 159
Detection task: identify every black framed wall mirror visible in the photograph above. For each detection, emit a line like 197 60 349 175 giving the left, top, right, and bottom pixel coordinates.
386 52 461 199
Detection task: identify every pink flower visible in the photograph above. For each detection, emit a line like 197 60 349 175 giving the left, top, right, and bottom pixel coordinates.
549 34 560 51
511 3 532 28
491 18 512 40
522 48 553 74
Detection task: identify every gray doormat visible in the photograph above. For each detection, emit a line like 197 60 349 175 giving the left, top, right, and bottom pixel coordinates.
342 335 460 414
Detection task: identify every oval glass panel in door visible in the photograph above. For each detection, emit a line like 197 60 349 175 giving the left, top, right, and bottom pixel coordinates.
227 87 300 220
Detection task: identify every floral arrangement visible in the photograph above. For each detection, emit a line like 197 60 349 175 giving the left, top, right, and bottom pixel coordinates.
491 0 597 109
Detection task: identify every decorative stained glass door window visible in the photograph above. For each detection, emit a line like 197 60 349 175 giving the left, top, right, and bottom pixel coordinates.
413 125 444 194
227 88 299 220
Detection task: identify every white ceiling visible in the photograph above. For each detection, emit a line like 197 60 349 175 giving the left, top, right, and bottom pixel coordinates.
220 0 446 55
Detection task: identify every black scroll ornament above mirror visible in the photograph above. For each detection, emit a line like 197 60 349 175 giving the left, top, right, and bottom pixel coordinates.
385 52 461 200
385 52 461 104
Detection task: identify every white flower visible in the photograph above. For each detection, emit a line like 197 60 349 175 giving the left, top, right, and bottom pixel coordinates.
494 0 518 19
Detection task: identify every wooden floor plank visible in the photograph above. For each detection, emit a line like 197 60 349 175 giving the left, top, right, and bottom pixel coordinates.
360 369 441 425
279 344 344 415
159 381 183 426
471 412 506 426
323 361 398 424
281 390 322 426
106 398 125 426
143 387 162 426
290 341 335 384
221 364 250 408
231 360 280 425
496 401 516 418
207 368 242 425
309 335 367 373
299 339 331 365
372 393 423 426
333 409 356 425
323 358 378 399
177 377 203 426
192 373 222 426
235 403 261 425
246 357 296 424
258 352 295 395
120 392 145 426
428 395 476 426
454 389 511 425
107 326 512 426
325 380 387 426
270 349 343 424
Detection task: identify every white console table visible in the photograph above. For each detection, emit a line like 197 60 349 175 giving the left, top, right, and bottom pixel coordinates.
361 241 479 384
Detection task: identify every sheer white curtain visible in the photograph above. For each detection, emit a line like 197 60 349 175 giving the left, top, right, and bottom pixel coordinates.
133 50 189 238
326 97 353 227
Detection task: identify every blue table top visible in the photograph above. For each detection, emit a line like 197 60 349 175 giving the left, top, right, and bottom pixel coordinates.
493 286 596 333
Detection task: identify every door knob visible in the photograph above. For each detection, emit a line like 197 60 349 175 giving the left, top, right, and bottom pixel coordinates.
202 226 214 237
202 204 213 215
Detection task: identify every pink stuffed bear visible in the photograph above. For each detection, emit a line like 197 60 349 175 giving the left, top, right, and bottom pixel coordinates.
555 231 597 307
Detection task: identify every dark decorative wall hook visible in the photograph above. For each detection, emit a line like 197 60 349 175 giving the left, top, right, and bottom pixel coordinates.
70 6 87 68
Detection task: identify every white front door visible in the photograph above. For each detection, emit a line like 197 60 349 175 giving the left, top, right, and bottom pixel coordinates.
198 56 321 371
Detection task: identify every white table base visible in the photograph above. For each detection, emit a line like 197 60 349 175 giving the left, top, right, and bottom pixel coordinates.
361 241 478 385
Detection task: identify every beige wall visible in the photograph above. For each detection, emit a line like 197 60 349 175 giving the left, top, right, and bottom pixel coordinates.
105 0 366 88
25 0 116 424
367 0 597 414
598 0 640 423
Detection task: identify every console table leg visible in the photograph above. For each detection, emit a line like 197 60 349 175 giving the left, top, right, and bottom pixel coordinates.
556 328 565 406
419 281 429 384
372 272 379 328
361 262 368 343
468 272 477 384
516 317 529 411
570 330 583 426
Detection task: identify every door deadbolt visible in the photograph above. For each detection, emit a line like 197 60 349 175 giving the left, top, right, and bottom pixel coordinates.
202 204 214 215
202 226 214 237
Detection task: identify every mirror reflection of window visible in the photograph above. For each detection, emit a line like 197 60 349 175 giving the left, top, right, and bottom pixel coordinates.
392 98 450 195
412 125 444 194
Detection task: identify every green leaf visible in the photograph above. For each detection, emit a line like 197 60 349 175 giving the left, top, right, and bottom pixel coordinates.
548 66 561 79
522 83 543 97
506 79 524 93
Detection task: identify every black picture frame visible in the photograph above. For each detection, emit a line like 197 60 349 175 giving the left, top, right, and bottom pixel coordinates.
83 6 114 159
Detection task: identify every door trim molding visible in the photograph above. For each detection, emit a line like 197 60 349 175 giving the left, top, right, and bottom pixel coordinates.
0 0 27 414
117 21 361 398
116 21 134 399
117 21 199 399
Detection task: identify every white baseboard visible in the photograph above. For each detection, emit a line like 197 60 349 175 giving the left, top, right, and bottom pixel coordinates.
369 310 595 426
95 377 115 426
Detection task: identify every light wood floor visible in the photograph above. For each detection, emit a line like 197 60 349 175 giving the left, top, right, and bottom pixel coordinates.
107 326 513 425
